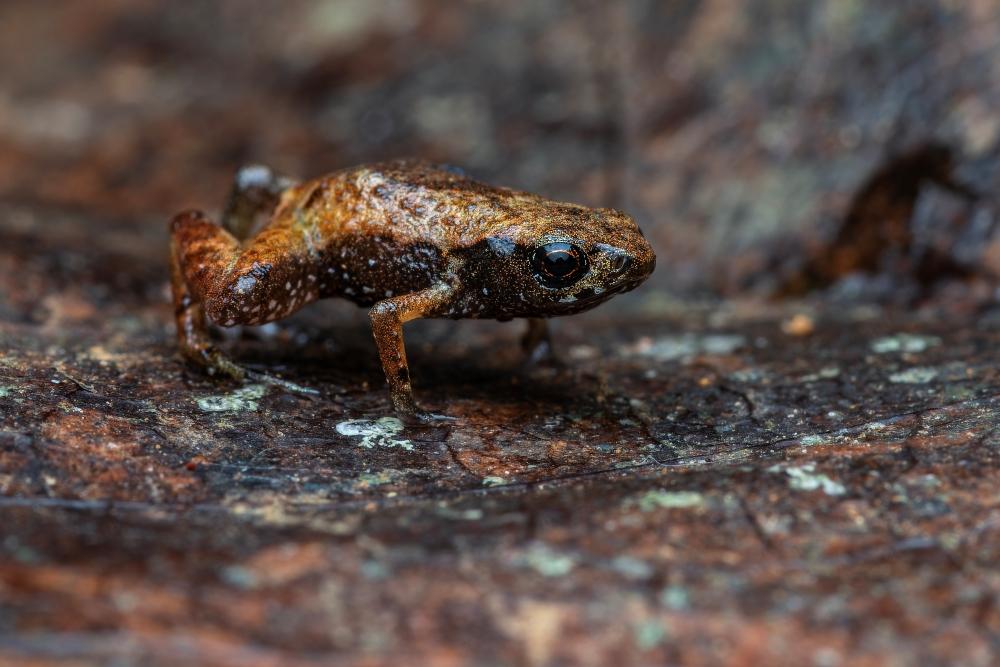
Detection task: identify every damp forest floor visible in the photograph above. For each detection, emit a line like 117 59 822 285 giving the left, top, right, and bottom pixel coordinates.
0 202 998 667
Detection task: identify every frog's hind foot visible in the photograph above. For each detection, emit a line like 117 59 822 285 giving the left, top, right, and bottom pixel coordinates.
178 338 247 382
222 164 297 240
243 368 320 396
179 337 319 396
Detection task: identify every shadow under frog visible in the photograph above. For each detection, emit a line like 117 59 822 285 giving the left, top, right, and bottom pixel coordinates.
169 159 655 419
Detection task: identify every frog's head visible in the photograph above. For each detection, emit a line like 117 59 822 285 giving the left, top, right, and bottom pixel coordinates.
462 204 656 318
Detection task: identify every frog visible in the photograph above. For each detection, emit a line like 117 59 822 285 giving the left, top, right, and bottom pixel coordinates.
169 159 655 418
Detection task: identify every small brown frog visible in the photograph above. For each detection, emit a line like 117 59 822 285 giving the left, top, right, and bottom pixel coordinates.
170 160 655 417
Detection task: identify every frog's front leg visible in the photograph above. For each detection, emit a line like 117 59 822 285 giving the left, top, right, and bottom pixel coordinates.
369 284 456 417
521 318 563 367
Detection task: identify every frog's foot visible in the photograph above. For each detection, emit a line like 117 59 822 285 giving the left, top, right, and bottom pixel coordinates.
180 342 247 381
182 342 319 396
523 338 567 369
415 411 458 423
243 368 320 396
397 408 457 425
387 391 455 424
521 318 566 369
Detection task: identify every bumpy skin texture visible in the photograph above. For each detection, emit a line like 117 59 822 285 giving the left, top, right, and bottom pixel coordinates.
170 160 655 416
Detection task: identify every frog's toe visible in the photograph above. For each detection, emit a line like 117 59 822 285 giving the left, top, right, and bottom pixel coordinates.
182 344 246 381
209 357 248 381
393 402 454 425
244 369 320 396
416 411 457 423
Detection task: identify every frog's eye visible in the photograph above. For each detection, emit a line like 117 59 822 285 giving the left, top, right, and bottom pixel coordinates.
531 242 588 288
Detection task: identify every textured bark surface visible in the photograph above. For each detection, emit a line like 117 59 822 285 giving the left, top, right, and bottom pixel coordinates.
1 2 999 666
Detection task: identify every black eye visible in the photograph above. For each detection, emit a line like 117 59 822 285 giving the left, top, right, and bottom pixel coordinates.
531 242 588 288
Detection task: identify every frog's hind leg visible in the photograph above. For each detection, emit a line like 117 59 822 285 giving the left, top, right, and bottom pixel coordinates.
169 211 246 379
169 209 321 384
221 164 297 241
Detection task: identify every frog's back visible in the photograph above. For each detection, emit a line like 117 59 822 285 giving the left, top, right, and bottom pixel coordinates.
255 161 514 306
276 160 537 251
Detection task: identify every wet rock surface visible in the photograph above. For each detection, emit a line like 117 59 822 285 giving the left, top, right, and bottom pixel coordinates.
1 2 999 666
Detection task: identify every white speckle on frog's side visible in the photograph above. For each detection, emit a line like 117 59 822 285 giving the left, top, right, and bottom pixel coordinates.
196 384 268 412
768 463 846 496
335 417 413 450
889 367 938 384
234 274 257 294
870 334 941 354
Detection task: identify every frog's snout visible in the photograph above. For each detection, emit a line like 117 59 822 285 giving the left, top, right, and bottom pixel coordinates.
631 239 657 286
597 239 656 290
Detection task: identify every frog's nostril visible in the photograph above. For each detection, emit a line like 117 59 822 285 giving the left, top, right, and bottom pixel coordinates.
596 244 631 275
610 253 630 274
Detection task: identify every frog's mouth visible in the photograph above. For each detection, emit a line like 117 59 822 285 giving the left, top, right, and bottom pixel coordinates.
552 279 641 314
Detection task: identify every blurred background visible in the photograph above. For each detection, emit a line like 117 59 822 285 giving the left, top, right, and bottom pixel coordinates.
3 0 999 309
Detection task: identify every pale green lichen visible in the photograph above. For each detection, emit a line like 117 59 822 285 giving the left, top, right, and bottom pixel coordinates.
870 334 941 354
633 620 668 650
0 386 12 398
769 463 846 496
659 586 690 611
482 475 507 487
610 555 654 580
195 384 268 412
335 418 412 450
889 367 938 384
435 506 484 521
360 560 389 581
800 366 841 382
728 367 768 383
635 489 705 511
630 334 746 362
220 565 258 590
520 544 576 577
355 469 403 488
